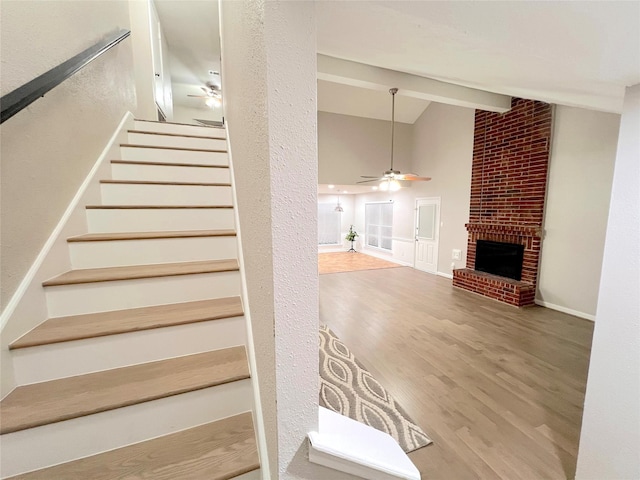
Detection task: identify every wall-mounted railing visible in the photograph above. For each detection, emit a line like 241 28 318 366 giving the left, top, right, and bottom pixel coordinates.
0 29 130 124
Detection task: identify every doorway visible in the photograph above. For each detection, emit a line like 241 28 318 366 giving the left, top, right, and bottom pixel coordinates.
414 197 440 274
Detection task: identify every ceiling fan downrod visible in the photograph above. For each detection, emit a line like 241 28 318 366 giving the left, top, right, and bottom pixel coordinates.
390 87 398 173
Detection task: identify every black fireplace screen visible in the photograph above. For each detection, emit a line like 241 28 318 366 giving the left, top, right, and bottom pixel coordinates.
475 240 524 281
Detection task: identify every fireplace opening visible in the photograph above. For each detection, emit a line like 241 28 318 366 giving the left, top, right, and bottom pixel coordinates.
475 240 524 281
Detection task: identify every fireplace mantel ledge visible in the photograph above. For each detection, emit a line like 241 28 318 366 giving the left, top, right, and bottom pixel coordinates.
465 223 542 237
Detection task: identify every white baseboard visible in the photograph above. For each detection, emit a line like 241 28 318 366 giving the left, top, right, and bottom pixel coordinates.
362 247 412 267
534 299 595 322
437 272 453 279
225 121 271 479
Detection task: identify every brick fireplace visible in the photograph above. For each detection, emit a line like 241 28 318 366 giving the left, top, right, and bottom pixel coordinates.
453 98 552 306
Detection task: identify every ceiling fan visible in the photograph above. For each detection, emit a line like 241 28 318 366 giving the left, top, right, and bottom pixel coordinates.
188 82 222 107
358 87 431 191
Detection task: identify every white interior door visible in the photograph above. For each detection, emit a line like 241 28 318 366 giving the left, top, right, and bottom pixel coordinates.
414 198 440 274
149 5 166 117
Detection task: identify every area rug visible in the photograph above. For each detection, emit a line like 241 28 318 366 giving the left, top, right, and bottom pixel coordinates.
319 252 403 275
319 325 432 453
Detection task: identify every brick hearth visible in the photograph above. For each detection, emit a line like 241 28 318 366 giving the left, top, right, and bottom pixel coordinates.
453 98 552 306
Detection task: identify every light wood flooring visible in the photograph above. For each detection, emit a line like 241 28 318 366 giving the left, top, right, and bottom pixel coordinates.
319 252 403 275
320 267 594 480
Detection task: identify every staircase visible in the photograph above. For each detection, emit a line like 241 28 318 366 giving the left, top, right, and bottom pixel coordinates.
0 120 261 479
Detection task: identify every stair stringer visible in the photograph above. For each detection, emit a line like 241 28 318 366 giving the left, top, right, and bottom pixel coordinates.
225 123 272 479
0 112 135 399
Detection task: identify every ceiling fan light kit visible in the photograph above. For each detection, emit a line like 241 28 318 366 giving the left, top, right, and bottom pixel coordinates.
358 87 431 189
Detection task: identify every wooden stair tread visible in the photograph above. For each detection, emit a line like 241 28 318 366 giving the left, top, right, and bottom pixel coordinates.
42 259 239 287
111 159 229 169
67 229 236 242
100 179 231 186
134 118 225 130
7 413 258 480
86 205 233 209
0 348 250 434
128 129 225 140
10 297 244 350
120 143 227 153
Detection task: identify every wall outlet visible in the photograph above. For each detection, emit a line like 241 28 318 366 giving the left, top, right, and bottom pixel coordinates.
452 249 462 260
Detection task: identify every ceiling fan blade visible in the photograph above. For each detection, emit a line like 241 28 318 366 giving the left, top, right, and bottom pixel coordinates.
187 95 207 98
360 175 381 178
357 178 383 184
397 174 432 181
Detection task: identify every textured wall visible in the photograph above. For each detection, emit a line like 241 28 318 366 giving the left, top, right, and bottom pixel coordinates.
0 0 136 310
576 84 640 480
264 2 321 476
221 3 358 478
218 1 276 475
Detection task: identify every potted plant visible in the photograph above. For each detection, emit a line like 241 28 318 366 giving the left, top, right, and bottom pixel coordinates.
346 225 359 253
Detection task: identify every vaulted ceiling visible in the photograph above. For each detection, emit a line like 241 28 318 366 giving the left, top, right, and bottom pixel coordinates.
156 0 639 116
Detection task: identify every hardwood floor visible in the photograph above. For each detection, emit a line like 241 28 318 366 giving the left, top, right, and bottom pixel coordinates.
320 267 594 480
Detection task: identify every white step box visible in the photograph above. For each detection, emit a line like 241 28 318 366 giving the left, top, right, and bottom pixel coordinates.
128 131 227 151
100 182 233 206
86 207 235 233
0 381 252 478
13 315 247 385
120 145 228 166
69 235 238 269
133 120 226 139
110 162 231 184
45 270 241 317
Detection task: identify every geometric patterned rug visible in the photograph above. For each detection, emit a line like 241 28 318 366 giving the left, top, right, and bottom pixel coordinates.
319 325 432 453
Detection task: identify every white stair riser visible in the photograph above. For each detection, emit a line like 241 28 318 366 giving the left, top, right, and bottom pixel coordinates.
0 382 252 478
13 317 247 385
100 183 233 206
111 163 231 183
133 120 226 139
45 271 241 317
120 146 228 166
86 208 235 233
128 132 226 150
69 236 237 269
234 470 261 480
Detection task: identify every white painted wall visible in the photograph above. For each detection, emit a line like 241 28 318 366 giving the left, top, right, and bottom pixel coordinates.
537 106 620 319
345 103 474 274
219 2 275 475
318 111 412 185
575 84 640 480
409 102 475 275
318 194 356 251
128 0 156 120
0 0 136 311
221 2 355 479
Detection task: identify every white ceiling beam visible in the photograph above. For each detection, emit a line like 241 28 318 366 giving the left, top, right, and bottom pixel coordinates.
318 54 511 113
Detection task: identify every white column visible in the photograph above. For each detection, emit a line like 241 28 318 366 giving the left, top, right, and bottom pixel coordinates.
220 1 324 478
575 84 640 479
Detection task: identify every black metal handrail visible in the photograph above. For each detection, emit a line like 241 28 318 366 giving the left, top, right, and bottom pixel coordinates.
0 29 131 124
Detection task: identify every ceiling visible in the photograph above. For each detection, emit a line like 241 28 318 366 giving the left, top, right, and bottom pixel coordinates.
318 80 430 124
316 1 640 114
318 184 380 195
153 1 639 121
